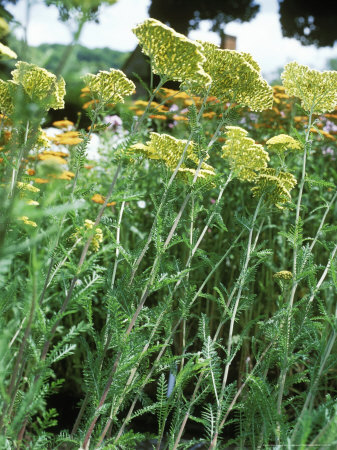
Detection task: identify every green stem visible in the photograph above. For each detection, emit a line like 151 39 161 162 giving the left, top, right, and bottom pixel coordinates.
276 109 314 434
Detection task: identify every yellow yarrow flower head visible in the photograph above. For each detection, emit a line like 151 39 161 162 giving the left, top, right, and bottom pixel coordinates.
266 134 303 154
17 182 40 193
84 219 103 252
0 80 19 115
35 128 51 150
11 61 65 110
273 270 293 280
192 42 273 111
0 42 17 60
130 132 216 184
221 126 269 181
132 18 211 86
19 216 37 227
281 62 337 114
251 168 297 209
83 68 135 104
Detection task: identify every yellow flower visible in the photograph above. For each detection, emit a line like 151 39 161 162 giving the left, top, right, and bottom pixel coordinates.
26 199 39 206
266 134 303 153
251 168 297 209
42 150 69 158
19 216 37 227
84 219 103 252
11 61 65 111
0 42 17 60
38 154 67 165
50 131 83 146
192 42 273 111
133 18 211 86
91 193 116 207
273 270 293 280
221 126 269 181
52 119 74 128
0 80 18 115
130 132 216 184
281 62 337 114
149 114 167 120
54 170 75 180
83 69 135 104
17 182 40 193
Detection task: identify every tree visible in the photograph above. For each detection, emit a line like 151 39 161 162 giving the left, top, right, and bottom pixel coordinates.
148 0 260 40
278 0 337 47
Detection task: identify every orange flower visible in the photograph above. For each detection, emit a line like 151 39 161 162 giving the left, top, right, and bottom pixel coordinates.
149 114 167 120
207 96 220 103
52 119 74 128
325 113 337 120
202 112 216 119
42 150 69 157
27 169 35 175
81 86 90 94
310 128 336 140
82 99 99 109
173 114 188 121
38 154 67 164
294 116 307 122
53 170 75 180
50 131 83 146
91 193 116 207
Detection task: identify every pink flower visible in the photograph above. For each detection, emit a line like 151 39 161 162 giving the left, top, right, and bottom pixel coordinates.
104 115 123 130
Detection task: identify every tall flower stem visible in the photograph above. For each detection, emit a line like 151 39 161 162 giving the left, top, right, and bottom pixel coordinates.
128 87 213 285
276 108 314 429
209 197 264 449
291 302 337 442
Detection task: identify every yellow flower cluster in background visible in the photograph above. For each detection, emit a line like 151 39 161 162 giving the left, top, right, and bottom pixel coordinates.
17 182 40 193
130 99 168 120
72 219 103 252
52 119 74 129
91 193 116 207
133 18 211 87
221 126 269 181
19 216 37 227
83 68 135 104
49 130 83 146
282 62 337 114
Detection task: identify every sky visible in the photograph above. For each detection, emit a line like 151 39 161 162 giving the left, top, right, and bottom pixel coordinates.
7 0 337 80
